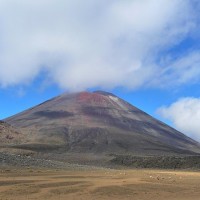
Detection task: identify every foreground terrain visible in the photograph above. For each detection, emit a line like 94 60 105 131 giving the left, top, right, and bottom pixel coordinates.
0 168 200 200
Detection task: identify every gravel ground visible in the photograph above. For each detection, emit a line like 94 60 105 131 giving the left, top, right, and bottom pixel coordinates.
2 151 200 170
0 152 81 169
111 154 200 170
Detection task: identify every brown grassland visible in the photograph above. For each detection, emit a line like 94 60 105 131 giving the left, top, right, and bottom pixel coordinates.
0 168 200 200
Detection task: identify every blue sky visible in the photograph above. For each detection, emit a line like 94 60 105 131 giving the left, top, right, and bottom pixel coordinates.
1 0 200 141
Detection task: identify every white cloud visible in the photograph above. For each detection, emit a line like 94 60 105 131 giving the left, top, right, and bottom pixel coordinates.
158 97 200 142
0 0 199 91
150 51 200 88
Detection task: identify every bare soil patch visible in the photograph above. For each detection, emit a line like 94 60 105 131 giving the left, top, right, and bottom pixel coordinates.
0 168 200 200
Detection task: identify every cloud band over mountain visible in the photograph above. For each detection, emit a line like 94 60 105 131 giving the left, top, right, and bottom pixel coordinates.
0 0 199 91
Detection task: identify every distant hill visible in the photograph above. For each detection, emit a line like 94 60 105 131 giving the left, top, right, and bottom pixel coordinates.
4 91 200 157
0 121 23 145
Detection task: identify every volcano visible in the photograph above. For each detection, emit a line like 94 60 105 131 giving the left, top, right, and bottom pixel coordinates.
4 91 200 156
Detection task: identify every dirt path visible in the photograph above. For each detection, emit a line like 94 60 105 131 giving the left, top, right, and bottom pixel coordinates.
0 168 200 200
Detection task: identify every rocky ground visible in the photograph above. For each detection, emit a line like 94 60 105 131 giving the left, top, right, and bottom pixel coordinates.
1 151 200 170
111 154 200 170
0 152 91 170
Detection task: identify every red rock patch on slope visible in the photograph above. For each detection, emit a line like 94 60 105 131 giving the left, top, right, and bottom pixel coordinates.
77 91 112 107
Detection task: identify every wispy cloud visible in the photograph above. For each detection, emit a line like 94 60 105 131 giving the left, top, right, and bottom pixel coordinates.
157 97 200 141
0 0 199 91
151 51 200 88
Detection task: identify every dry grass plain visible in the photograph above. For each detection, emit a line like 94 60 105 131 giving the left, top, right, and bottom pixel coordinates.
0 168 200 200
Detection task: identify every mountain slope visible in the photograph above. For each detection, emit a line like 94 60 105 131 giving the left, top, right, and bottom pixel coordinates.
4 91 200 155
0 121 22 145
